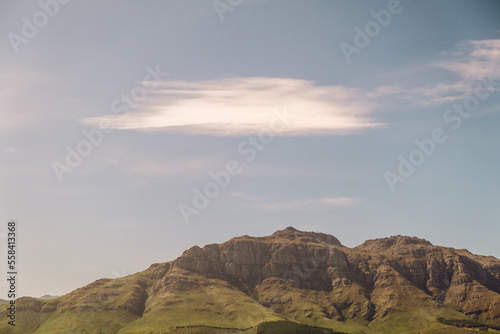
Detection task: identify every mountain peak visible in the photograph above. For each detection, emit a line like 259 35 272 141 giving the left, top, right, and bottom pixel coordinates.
358 235 433 252
268 226 343 246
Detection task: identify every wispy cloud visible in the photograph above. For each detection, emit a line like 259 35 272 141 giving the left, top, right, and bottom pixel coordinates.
318 197 363 206
4 147 18 153
230 192 362 209
367 81 474 106
122 156 224 177
0 70 75 132
81 77 382 137
436 39 500 80
369 39 500 106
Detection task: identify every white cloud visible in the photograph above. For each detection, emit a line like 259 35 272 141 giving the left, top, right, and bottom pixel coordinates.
230 192 362 209
81 77 382 137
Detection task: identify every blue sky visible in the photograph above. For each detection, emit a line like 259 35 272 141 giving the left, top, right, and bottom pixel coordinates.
1 0 499 298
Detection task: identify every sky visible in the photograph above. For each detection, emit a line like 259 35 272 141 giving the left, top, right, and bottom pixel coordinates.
0 0 499 298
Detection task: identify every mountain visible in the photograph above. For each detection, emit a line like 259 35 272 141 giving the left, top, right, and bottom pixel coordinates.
2 227 499 333
37 295 59 300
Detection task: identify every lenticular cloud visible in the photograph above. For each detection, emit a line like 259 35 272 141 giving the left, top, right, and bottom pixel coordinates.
81 77 382 137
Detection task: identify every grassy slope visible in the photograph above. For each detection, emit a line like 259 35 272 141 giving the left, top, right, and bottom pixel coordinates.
0 273 147 334
117 272 282 333
1 273 492 334
255 277 372 334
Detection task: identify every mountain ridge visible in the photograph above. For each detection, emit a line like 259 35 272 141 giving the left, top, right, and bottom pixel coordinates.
2 227 499 334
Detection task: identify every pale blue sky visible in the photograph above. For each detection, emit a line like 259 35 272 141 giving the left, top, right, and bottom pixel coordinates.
1 0 499 297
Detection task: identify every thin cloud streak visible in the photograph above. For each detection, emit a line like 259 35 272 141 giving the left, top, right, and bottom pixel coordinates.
123 156 225 177
230 192 363 209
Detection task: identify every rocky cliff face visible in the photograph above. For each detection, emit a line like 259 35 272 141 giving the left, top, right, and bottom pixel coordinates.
173 227 341 291
3 227 500 334
166 227 500 325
